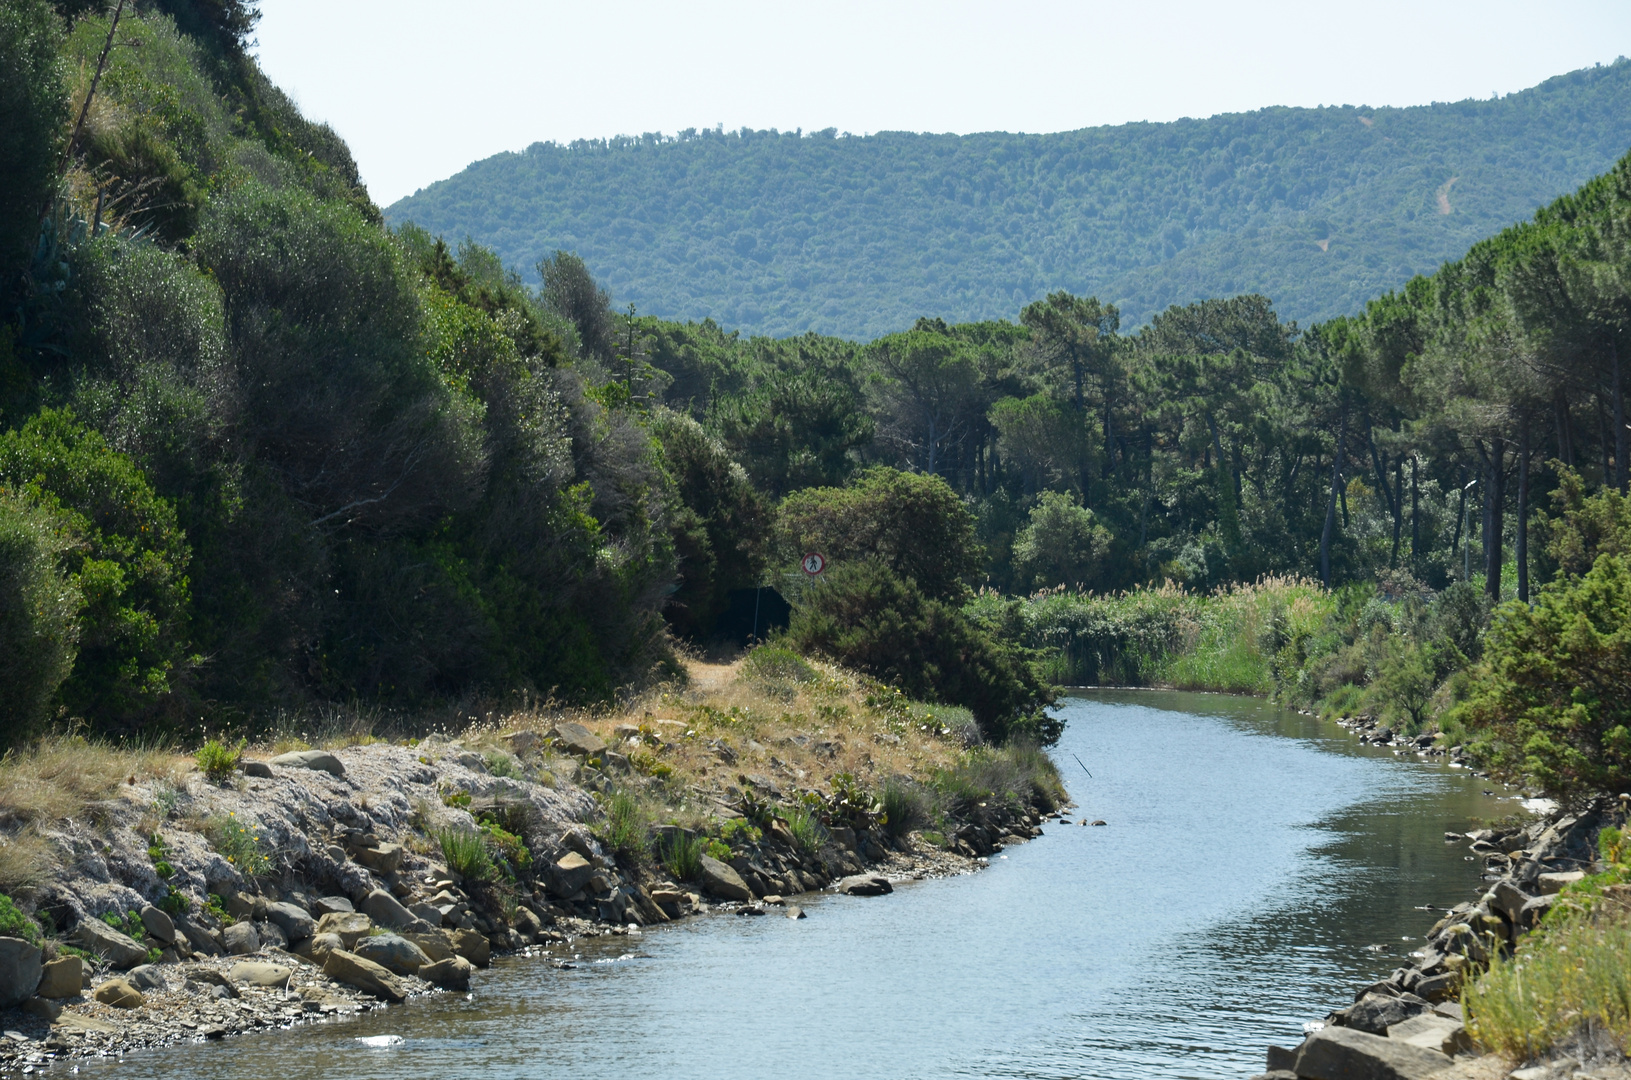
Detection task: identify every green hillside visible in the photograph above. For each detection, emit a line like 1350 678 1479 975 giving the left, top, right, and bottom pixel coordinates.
388 61 1631 338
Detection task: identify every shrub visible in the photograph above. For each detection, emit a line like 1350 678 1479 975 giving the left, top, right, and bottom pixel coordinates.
703 838 731 862
0 410 193 728
194 739 242 782
879 777 935 840
783 557 1058 744
0 0 65 290
476 819 530 878
1011 490 1114 591
0 495 81 745
0 894 42 946
658 831 705 881
101 909 146 940
208 812 272 877
718 818 762 848
437 828 494 882
1457 552 1631 797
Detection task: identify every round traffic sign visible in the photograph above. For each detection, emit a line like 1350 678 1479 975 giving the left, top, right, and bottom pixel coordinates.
801 552 826 576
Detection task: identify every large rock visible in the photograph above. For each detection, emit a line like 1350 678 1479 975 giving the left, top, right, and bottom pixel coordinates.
361 889 415 930
1387 1014 1471 1056
139 906 175 945
314 911 373 949
550 722 607 758
268 750 346 777
181 964 238 998
221 921 260 955
0 937 42 1006
1488 881 1535 925
403 930 455 963
1294 1026 1451 1080
550 852 594 896
354 933 432 977
36 955 82 999
176 918 223 957
92 978 145 1009
419 955 473 991
1537 870 1586 894
321 949 406 1003
312 896 355 916
227 961 292 988
264 901 314 942
836 874 894 897
451 928 490 967
125 963 170 992
298 932 344 962
1338 992 1429 1035
698 855 753 902
356 843 404 875
241 759 274 778
74 919 149 969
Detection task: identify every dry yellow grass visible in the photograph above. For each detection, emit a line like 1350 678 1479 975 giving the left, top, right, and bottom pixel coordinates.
496 653 974 811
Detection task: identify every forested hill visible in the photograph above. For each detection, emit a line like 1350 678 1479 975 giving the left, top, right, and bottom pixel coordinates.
388 61 1631 338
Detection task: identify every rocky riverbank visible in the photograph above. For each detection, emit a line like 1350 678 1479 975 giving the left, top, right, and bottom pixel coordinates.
0 658 1066 1075
1251 740 1621 1080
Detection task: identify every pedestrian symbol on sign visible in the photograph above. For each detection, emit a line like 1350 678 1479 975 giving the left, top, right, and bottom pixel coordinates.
801 552 826 576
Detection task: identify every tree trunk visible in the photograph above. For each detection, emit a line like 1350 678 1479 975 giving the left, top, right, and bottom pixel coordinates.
1554 388 1574 467
1617 343 1628 491
1451 467 1468 573
1484 439 1506 601
1321 414 1347 588
1411 456 1420 569
1517 418 1530 603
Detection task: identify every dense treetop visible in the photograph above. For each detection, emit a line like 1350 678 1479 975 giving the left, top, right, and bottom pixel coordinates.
389 61 1631 338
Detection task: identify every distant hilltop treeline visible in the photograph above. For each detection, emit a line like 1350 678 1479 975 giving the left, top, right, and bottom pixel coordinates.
390 60 1631 338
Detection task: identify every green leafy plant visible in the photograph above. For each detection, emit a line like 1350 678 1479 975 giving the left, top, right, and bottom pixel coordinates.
207 812 273 877
704 838 731 862
102 909 146 940
484 752 518 778
156 887 188 917
194 739 243 783
718 818 762 848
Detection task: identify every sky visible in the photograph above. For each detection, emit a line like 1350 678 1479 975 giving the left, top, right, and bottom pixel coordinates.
252 1 1631 208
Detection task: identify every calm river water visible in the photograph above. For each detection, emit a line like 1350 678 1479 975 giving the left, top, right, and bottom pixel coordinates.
76 691 1513 1080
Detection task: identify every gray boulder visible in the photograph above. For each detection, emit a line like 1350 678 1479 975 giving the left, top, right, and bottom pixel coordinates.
312 896 354 916
139 905 175 945
1387 1013 1472 1056
361 889 415 930
698 855 753 902
451 928 490 967
264 901 314 942
1337 992 1429 1035
176 918 223 957
322 949 406 1003
1489 880 1534 925
36 955 83 999
268 749 346 776
550 722 607 758
356 843 403 875
419 955 473 991
253 918 288 950
74 918 149 969
837 874 894 897
125 964 170 992
0 937 42 1006
408 901 444 926
221 921 260 955
403 930 455 962
241 760 273 778
1293 1026 1451 1080
354 933 432 977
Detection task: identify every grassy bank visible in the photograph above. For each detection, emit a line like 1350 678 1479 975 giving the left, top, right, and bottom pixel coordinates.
973 574 1490 736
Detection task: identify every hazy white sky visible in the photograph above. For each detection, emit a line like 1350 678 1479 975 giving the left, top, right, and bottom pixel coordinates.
252 1 1631 207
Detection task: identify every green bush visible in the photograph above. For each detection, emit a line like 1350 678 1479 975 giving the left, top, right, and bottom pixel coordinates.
879 777 934 840
194 738 242 782
1011 490 1114 592
781 803 826 854
600 790 649 860
0 495 81 744
437 828 495 882
783 557 1059 744
0 410 193 728
1457 551 1631 797
0 894 42 945
0 0 64 290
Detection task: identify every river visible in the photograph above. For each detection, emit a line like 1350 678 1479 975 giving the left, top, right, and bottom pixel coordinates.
74 691 1513 1080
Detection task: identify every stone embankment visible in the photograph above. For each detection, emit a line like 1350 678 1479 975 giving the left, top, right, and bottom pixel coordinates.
1252 745 1616 1080
0 722 1059 1073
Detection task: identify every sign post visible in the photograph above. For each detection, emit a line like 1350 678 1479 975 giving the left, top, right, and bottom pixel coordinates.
801 552 827 577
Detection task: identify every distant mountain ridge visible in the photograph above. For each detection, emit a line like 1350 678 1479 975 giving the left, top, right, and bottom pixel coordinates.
389 61 1631 338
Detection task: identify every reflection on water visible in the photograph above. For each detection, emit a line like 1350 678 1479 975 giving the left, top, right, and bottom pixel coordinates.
73 691 1515 1080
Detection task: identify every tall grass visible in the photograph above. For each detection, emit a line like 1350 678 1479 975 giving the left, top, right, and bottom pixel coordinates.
437 827 494 882
601 789 649 861
932 743 1067 815
879 777 934 840
1466 910 1631 1060
781 803 827 854
657 831 705 881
